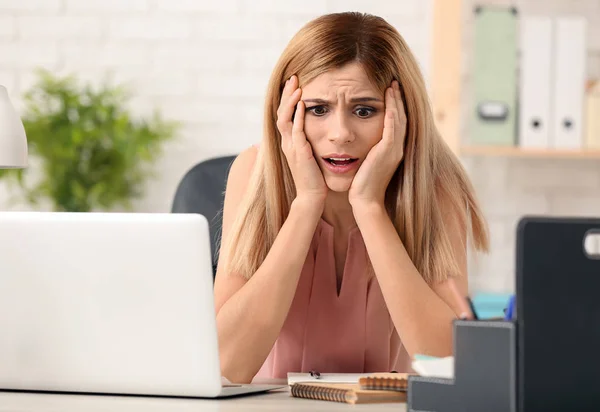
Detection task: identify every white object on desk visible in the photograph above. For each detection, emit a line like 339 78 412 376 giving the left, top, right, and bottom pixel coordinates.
0 212 282 398
411 356 454 379
287 372 371 385
0 85 28 168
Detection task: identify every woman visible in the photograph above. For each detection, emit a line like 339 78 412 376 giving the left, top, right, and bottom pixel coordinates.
214 12 489 383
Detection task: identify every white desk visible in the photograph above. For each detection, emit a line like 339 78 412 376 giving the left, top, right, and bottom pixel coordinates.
0 385 407 412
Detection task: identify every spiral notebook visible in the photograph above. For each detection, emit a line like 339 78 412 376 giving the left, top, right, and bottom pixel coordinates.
358 372 411 391
290 373 410 404
290 382 406 404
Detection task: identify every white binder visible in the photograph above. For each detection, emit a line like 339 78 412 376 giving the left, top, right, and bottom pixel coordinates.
552 17 587 149
519 17 553 149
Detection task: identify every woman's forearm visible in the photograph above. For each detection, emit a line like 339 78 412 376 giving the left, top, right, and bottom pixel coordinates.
354 203 457 358
216 198 323 383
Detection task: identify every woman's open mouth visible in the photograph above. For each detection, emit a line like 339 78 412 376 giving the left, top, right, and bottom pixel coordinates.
321 155 359 174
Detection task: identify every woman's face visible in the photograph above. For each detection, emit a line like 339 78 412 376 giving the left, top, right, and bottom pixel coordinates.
301 62 385 193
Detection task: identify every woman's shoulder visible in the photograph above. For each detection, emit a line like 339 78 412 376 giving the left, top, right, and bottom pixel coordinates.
227 144 259 184
236 144 259 165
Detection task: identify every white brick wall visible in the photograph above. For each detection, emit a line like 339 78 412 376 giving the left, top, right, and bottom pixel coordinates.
0 0 432 214
109 16 192 39
463 0 600 293
0 42 60 71
0 70 17 92
154 0 238 13
0 0 61 12
0 16 15 39
17 16 105 39
65 0 149 13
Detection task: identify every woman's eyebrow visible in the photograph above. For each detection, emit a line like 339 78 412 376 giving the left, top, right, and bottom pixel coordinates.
302 97 383 104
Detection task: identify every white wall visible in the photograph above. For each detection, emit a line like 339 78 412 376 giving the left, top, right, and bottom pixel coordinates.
0 0 433 213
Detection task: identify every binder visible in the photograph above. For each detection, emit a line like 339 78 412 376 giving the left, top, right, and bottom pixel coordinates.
585 81 600 149
552 17 587 149
471 6 518 146
516 217 600 411
519 17 553 149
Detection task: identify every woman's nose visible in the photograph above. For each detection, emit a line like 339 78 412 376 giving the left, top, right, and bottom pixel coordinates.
328 113 354 144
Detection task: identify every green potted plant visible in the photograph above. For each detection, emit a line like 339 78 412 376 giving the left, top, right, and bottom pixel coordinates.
0 69 179 212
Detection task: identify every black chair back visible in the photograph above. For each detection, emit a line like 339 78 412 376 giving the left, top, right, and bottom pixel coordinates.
171 155 237 277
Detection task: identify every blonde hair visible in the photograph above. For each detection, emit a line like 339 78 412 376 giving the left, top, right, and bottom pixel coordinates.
223 12 489 284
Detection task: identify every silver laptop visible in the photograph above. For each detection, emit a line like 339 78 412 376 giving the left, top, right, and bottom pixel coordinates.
0 211 283 398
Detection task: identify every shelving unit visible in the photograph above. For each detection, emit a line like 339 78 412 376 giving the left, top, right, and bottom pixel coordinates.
459 146 600 159
430 1 598 159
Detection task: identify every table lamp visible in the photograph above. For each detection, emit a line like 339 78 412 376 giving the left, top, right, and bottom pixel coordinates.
0 85 28 169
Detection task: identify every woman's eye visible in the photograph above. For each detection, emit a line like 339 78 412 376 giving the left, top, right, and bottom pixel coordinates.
355 107 375 118
307 106 328 116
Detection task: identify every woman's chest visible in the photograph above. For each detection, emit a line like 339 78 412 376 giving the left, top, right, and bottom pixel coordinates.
333 234 349 295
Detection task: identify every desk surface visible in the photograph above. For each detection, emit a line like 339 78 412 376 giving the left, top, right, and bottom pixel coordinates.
0 385 407 412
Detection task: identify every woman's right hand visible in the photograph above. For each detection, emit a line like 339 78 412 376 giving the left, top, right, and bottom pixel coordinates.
276 75 328 207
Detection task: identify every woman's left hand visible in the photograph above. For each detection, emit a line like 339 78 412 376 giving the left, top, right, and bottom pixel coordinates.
349 80 407 211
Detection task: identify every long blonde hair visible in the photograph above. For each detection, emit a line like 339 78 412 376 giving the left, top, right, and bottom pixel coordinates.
223 12 489 284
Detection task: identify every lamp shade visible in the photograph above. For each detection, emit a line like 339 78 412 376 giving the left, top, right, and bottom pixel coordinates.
0 85 28 169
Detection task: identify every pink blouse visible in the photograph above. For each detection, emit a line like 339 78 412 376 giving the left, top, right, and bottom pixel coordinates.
254 217 411 380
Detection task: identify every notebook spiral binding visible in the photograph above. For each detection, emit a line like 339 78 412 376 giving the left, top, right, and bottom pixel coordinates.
290 384 348 403
360 376 408 392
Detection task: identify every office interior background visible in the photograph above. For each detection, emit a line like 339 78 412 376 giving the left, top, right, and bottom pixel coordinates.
1 0 599 298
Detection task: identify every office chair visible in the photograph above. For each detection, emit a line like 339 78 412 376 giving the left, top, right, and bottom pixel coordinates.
171 155 237 277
